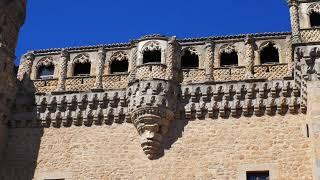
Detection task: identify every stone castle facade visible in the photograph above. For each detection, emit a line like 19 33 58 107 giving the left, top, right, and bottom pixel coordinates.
1 0 320 179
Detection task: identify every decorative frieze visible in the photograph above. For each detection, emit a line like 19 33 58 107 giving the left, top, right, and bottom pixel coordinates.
181 80 302 119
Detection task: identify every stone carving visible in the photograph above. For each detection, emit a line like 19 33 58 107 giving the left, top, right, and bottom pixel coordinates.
307 3 320 15
219 44 236 54
182 80 301 119
17 52 34 80
181 47 198 56
36 56 54 68
110 51 128 61
299 47 320 81
244 36 255 78
128 80 177 159
166 36 179 80
286 37 294 76
205 43 214 80
287 0 300 43
15 33 307 160
56 49 69 92
128 46 138 82
72 53 90 64
35 91 129 127
141 41 161 52
94 47 106 90
301 29 320 43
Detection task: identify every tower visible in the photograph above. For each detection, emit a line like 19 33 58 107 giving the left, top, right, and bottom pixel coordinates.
288 0 320 179
0 0 26 159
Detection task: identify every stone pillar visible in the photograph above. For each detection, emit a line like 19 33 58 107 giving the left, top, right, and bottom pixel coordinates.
56 49 69 92
128 46 138 83
205 42 214 81
214 48 220 68
93 47 106 90
166 36 179 80
244 36 255 79
17 52 34 81
286 37 294 77
288 0 301 43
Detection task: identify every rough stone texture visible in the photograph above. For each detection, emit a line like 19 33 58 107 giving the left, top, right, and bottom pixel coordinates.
4 0 320 179
0 115 313 180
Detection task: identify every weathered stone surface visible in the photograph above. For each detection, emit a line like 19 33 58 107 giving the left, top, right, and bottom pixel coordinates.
0 115 313 180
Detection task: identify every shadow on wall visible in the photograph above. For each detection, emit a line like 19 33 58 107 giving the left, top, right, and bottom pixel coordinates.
0 74 43 180
162 117 189 154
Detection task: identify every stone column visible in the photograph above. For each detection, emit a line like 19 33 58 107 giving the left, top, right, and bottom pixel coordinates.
205 42 214 81
93 47 106 90
166 36 179 80
244 36 255 79
17 52 34 81
288 0 301 43
56 49 69 92
286 37 294 77
128 46 138 83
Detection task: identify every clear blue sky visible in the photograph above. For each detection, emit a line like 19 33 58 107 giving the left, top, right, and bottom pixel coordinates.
15 0 291 64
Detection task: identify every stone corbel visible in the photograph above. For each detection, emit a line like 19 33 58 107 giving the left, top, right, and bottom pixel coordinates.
132 107 174 159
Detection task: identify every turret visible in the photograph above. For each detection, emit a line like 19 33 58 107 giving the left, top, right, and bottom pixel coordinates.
0 0 26 160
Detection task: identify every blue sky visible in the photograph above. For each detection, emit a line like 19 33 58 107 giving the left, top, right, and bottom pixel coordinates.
15 0 291 64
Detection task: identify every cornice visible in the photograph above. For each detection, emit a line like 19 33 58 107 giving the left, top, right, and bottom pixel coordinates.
29 32 291 56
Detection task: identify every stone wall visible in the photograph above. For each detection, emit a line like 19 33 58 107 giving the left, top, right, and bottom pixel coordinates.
0 114 313 180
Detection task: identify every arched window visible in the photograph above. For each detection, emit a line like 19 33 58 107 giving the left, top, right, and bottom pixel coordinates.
37 64 54 79
111 59 129 74
74 62 91 76
220 52 238 67
310 11 320 27
181 49 199 69
143 50 161 64
260 43 279 64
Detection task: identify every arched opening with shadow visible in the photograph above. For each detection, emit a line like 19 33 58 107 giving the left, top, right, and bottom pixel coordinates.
181 49 199 69
260 43 279 64
37 64 54 80
143 50 161 64
74 62 91 76
220 51 238 67
310 11 320 27
111 59 129 74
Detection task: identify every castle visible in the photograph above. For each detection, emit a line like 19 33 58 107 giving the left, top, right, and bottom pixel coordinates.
0 0 320 179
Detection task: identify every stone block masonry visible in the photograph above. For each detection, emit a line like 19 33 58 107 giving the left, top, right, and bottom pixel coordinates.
0 115 313 180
